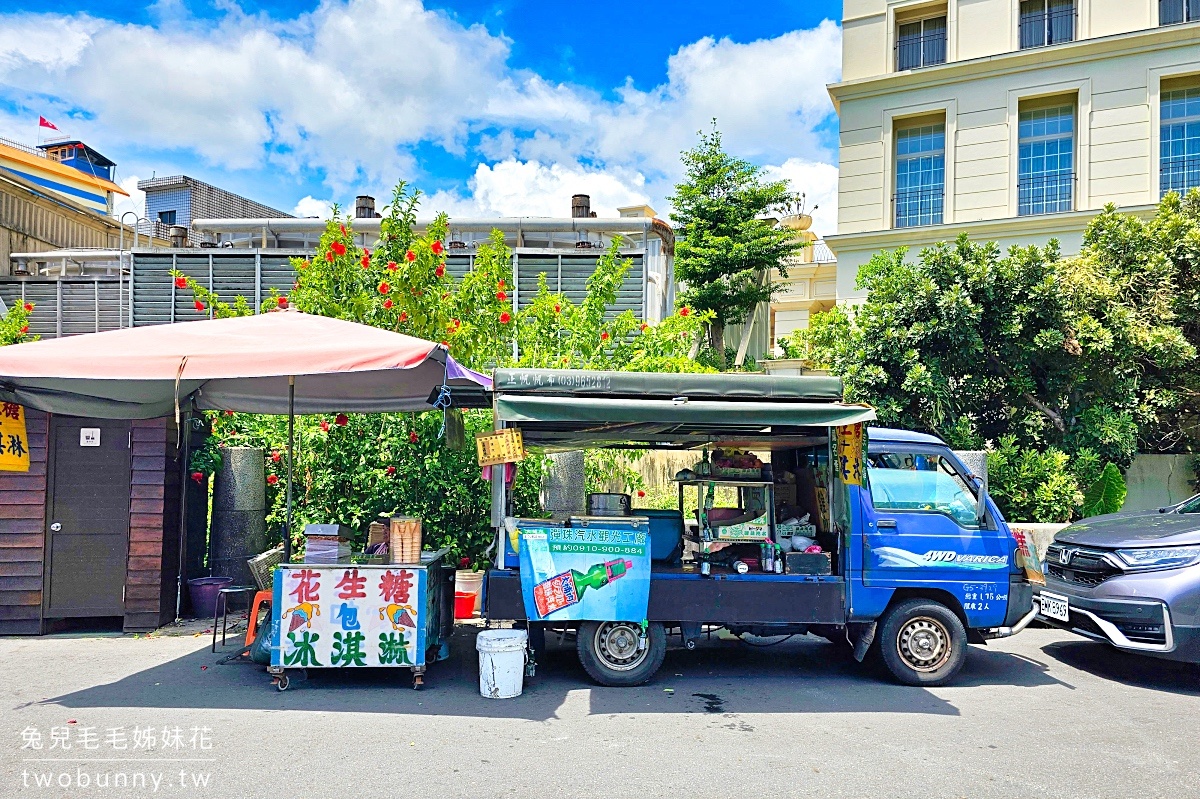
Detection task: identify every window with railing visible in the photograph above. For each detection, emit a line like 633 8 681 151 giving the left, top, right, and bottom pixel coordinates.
896 16 947 70
894 124 945 228
1160 0 1200 25
1019 105 1075 216
1161 86 1200 196
1020 0 1076 48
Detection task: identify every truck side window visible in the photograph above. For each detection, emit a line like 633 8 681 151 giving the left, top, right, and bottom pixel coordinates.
866 450 979 527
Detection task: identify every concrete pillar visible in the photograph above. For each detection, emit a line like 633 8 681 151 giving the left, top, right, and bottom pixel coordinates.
210 447 268 587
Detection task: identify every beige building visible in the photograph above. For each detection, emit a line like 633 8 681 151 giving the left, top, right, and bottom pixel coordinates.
827 1 1200 300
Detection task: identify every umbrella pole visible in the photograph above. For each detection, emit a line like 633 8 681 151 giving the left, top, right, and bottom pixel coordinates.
284 376 295 563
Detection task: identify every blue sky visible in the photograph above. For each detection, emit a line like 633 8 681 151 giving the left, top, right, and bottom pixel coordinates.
0 0 844 230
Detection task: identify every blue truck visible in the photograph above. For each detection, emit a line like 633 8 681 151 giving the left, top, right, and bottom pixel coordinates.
483 369 1040 687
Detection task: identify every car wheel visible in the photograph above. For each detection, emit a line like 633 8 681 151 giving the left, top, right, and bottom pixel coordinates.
576 621 666 687
878 599 967 686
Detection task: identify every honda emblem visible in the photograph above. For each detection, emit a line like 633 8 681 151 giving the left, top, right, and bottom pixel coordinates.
1058 548 1073 565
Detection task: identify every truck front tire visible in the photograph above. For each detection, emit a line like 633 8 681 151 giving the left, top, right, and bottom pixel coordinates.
878 599 967 686
576 621 666 687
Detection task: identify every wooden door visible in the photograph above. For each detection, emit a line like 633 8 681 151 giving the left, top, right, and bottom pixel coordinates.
44 417 131 617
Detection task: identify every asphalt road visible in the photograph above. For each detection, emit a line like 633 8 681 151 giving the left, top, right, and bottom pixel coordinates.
0 623 1196 799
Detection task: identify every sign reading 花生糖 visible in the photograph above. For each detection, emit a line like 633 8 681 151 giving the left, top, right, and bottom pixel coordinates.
0 403 30 472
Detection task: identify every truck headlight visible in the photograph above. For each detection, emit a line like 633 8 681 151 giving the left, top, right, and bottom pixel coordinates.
1115 546 1200 570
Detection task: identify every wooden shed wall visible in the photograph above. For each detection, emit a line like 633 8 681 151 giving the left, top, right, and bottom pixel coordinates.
0 410 48 634
124 417 181 633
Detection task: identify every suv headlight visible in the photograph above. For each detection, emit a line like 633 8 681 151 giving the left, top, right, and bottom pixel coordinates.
1115 546 1200 570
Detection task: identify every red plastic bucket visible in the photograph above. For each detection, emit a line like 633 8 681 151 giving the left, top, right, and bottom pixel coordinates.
454 591 477 619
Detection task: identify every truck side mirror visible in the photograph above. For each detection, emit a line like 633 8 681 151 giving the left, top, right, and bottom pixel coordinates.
974 474 989 528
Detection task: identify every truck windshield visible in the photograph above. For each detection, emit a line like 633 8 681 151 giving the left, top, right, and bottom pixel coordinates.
866 451 978 526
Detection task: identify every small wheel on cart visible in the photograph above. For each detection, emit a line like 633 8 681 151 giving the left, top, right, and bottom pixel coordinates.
274 674 290 692
412 672 424 691
878 599 967 686
576 621 667 687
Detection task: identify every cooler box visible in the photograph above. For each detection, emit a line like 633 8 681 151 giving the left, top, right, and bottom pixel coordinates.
635 508 684 562
504 518 565 568
567 515 651 552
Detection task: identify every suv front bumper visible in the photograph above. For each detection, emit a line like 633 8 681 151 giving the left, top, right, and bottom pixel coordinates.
1037 583 1200 662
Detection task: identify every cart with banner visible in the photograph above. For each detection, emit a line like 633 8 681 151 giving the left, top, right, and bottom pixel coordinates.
269 549 454 690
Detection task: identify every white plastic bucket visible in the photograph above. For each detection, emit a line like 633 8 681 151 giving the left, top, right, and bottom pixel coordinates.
476 629 527 699
455 570 484 614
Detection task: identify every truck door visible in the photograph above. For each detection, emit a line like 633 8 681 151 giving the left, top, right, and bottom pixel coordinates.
860 445 1010 626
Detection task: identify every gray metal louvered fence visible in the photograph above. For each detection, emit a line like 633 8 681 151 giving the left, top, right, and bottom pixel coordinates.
0 278 124 338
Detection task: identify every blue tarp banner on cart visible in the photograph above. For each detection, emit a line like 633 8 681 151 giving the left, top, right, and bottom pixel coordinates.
519 521 651 622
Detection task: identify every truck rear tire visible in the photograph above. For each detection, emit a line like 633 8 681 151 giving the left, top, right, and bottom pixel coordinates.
576 621 666 687
878 599 967 686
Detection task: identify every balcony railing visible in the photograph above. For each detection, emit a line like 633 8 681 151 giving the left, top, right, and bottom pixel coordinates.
895 32 947 71
1018 172 1075 216
1019 6 1077 48
893 186 945 228
1161 156 1200 197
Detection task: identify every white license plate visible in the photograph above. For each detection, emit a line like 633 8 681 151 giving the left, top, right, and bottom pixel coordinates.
1040 591 1070 622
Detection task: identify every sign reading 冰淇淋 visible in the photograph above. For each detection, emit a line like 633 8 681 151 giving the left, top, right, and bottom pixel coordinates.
0 403 30 472
271 566 427 669
518 520 650 622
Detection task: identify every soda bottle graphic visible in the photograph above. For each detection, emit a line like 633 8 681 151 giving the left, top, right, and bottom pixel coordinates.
533 558 634 617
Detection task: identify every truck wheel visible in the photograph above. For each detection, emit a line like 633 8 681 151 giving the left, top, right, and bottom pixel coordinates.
878 599 967 686
576 621 666 687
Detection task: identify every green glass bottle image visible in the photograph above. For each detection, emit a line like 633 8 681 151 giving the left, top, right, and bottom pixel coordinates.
533 558 634 617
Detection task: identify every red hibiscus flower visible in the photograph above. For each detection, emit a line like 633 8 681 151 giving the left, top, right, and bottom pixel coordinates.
387 261 397 271
339 223 347 236
271 451 282 463
319 420 330 432
361 255 370 268
600 331 610 341
277 296 288 308
174 277 187 289
431 240 444 255
378 282 391 294
191 471 204 483
440 340 448 347
383 299 393 309
554 304 561 313
335 413 349 426
331 241 347 256
499 311 511 324
679 306 690 316
266 474 279 486
405 250 416 262
637 490 646 498
386 465 396 475
497 291 507 301
640 323 649 332
22 302 33 312
325 251 334 262
498 279 505 288
20 325 29 334
399 311 408 322
435 265 445 278
409 431 419 444
225 410 235 416
194 300 206 312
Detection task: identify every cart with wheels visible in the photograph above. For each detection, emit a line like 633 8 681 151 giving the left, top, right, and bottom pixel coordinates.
268 548 454 690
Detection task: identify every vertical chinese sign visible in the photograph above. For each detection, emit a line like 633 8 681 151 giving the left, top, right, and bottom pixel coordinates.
0 403 30 472
835 423 863 486
271 566 427 669
518 520 650 622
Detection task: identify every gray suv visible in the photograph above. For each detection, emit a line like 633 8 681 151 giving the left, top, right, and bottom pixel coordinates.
1037 494 1200 662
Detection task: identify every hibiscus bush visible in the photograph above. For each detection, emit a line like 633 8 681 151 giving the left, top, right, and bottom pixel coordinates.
0 300 36 345
173 180 707 566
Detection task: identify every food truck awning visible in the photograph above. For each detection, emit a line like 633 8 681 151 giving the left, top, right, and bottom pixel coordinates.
492 369 875 449
0 310 489 418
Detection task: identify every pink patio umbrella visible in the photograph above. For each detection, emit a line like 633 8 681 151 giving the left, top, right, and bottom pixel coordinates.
0 309 491 561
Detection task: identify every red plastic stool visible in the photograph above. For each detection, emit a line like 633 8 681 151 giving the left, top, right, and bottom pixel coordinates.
244 590 273 647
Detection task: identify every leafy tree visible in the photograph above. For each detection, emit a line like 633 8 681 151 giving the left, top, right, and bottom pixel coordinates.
670 124 804 366
0 300 36 346
800 233 1193 468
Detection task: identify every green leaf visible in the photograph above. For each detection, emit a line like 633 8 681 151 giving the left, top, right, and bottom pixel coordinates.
1081 462 1127 518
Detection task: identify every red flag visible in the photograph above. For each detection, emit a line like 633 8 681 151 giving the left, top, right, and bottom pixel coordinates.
38 116 58 130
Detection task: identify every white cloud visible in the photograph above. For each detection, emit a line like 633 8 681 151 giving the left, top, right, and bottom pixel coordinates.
111 174 145 221
762 158 840 239
0 2 842 223
292 196 334 219
428 159 651 218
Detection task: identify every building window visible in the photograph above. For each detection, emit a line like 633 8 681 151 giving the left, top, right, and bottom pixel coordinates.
1019 0 1075 49
1018 104 1075 216
896 16 947 71
1161 86 1200 197
894 124 946 228
1161 0 1200 25
158 210 177 226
